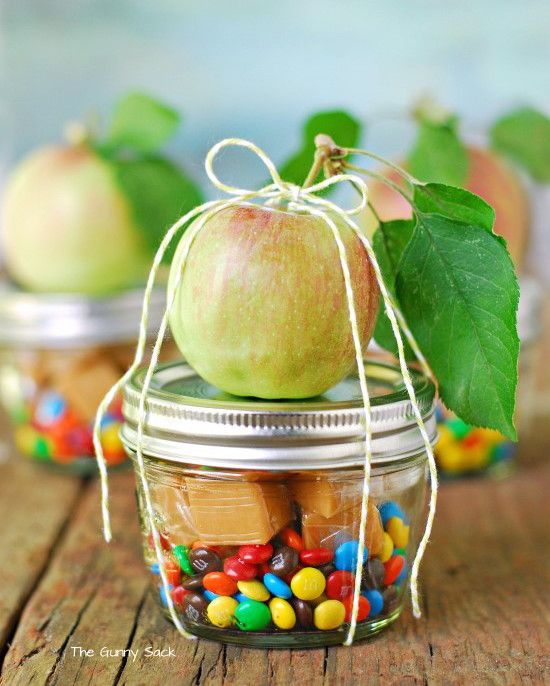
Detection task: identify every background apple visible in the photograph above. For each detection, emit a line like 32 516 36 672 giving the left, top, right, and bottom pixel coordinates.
2 144 149 294
168 204 379 399
361 146 530 266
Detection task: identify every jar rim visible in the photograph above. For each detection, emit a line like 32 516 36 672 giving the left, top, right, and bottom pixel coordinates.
0 279 168 348
121 359 437 470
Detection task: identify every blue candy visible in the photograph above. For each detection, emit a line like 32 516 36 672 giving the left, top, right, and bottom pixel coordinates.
150 563 160 575
159 584 174 607
378 501 409 526
35 391 66 426
234 593 248 603
203 590 219 602
334 540 368 571
263 573 292 599
395 559 408 586
363 589 384 618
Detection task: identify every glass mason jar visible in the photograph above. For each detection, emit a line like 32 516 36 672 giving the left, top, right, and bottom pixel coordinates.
435 276 542 478
0 282 173 475
121 359 436 647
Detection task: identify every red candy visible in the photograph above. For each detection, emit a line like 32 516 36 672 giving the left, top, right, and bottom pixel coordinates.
342 595 371 622
299 548 334 566
203 571 238 596
224 555 257 581
383 555 405 586
257 562 270 576
280 527 304 551
163 556 181 587
171 586 190 606
148 532 170 551
326 570 355 600
238 544 274 564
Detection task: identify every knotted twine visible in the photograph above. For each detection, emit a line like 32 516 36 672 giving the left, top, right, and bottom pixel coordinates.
93 138 438 646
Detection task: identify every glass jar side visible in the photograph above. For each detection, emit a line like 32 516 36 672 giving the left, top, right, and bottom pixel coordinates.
131 452 428 648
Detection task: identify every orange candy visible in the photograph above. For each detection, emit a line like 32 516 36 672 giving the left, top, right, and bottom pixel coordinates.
202 571 239 597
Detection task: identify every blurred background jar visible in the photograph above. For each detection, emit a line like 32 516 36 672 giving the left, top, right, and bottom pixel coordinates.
120 359 436 647
0 282 177 474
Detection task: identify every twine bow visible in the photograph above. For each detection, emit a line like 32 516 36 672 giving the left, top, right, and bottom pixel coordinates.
94 138 438 646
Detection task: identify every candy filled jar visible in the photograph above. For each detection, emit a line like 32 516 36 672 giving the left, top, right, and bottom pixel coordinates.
121 359 436 647
435 276 542 478
0 282 176 474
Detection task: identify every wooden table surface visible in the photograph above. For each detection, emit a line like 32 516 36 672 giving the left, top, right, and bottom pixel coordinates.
0 448 548 686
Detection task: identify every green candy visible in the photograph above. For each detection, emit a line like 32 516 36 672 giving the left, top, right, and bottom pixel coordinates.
173 545 193 576
33 436 51 460
447 417 471 440
234 599 271 632
393 548 406 556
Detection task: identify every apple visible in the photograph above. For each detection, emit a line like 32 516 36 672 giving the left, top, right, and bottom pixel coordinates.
168 204 379 399
2 144 149 294
361 147 530 266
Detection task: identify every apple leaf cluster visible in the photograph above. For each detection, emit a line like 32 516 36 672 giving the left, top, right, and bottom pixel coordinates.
95 92 203 262
373 183 519 440
490 107 550 183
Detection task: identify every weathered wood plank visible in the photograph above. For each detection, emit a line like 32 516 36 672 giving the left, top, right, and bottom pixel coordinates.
0 453 84 658
1 462 549 685
0 470 147 686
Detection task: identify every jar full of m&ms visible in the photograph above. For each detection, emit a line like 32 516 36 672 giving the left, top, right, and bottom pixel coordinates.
0 282 177 475
121 359 436 647
435 276 542 478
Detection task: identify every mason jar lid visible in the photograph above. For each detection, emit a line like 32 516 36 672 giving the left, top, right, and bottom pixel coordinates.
121 360 437 470
0 279 168 348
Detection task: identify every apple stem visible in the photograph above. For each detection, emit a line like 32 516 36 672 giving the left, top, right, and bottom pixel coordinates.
344 162 414 204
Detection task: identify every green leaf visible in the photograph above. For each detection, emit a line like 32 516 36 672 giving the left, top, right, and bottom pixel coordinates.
107 92 180 154
490 107 550 182
395 213 519 439
372 220 416 359
112 156 204 263
413 183 495 232
278 110 361 187
407 120 468 187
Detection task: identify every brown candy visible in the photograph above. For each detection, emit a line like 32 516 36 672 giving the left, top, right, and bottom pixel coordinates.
182 592 208 623
290 598 313 628
361 558 385 590
268 546 299 578
316 562 336 577
382 586 400 615
182 575 204 591
189 547 223 575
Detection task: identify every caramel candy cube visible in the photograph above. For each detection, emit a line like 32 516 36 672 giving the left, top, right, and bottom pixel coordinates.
55 355 121 422
302 499 384 556
185 479 292 545
289 477 360 518
150 478 197 546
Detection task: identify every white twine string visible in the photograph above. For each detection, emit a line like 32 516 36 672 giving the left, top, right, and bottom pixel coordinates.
94 137 437 643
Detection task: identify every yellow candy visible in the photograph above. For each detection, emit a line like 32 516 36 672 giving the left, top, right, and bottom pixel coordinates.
377 532 393 563
435 443 465 473
269 598 296 630
313 599 346 630
206 596 238 628
386 516 409 548
436 425 455 450
101 423 123 452
14 425 39 455
237 580 270 602
290 567 326 601
308 593 328 608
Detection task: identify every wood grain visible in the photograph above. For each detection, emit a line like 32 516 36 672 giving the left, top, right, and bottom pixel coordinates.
0 460 549 685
